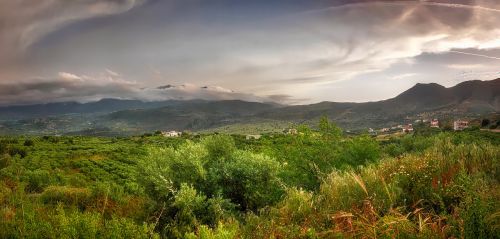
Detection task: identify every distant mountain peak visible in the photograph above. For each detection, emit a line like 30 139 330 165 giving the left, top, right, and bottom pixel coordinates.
396 82 447 99
413 82 444 87
387 79 500 111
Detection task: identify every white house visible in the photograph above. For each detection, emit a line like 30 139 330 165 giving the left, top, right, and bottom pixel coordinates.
246 135 262 140
430 119 439 128
380 128 390 133
453 120 469 131
402 124 414 133
283 128 298 135
162 130 182 137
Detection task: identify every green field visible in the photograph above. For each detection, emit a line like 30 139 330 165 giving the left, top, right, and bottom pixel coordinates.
199 120 293 135
0 118 499 238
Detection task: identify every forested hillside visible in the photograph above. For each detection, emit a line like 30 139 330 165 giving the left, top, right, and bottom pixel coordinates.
0 119 499 238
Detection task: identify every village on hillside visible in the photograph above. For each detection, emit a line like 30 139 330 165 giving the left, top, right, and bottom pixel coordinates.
368 118 472 137
157 117 480 141
368 118 471 135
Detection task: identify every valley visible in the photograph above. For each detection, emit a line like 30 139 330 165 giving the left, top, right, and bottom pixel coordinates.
1 79 499 136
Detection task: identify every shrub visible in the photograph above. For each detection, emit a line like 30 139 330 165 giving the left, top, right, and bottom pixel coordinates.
0 182 10 205
8 147 27 158
165 184 207 238
202 135 236 160
318 116 342 139
458 189 500 238
25 169 52 193
41 186 91 209
139 142 208 201
23 139 35 147
383 143 405 157
275 187 315 225
204 196 236 227
0 154 10 169
185 221 239 239
481 119 491 127
338 135 381 167
0 141 6 154
212 150 283 211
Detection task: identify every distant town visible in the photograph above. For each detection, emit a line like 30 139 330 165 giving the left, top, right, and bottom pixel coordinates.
367 118 471 136
158 118 479 141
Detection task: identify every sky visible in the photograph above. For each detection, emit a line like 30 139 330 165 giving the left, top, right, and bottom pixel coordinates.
0 0 500 105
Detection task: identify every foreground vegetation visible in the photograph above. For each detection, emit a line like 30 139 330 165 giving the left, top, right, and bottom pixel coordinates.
0 118 499 238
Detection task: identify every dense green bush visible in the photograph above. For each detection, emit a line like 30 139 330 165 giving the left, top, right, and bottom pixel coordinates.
25 169 52 193
24 139 35 147
8 146 27 158
338 135 381 167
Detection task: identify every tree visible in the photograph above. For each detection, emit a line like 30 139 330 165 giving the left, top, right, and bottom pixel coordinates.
318 116 342 139
481 119 490 128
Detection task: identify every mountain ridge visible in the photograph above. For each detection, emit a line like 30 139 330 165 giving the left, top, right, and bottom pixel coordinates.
0 79 498 134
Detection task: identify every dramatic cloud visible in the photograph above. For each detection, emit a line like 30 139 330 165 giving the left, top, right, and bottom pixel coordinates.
149 84 270 103
0 0 142 59
0 0 145 82
0 71 137 105
0 71 270 106
1 0 500 104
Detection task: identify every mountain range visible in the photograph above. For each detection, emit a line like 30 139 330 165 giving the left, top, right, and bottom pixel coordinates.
0 79 498 135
